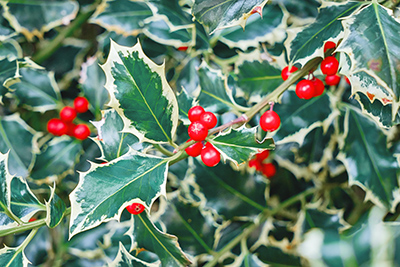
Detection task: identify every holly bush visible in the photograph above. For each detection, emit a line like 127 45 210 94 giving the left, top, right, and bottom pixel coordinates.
1 0 400 266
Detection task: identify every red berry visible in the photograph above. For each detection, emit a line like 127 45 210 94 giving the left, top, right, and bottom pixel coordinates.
73 124 91 140
296 80 315 100
324 41 336 53
311 78 325 97
60 106 77 122
320 56 339 76
188 106 205 122
47 118 68 136
28 217 36 222
325 75 341 86
66 122 76 136
188 121 208 141
260 110 280 132
199 111 217 129
185 139 203 157
262 163 276 178
74 96 89 113
201 143 220 167
178 46 188 51
126 203 145 215
256 150 270 161
281 66 298 81
248 159 262 171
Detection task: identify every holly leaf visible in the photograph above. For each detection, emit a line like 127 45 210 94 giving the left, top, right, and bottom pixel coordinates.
0 39 22 61
30 138 82 180
338 106 400 211
0 5 16 41
90 0 152 36
102 40 179 144
175 57 201 96
285 1 364 66
0 58 18 104
69 149 168 237
130 212 191 267
146 0 192 28
238 253 265 267
338 2 400 117
192 0 269 34
0 246 30 267
302 208 346 233
1 0 79 41
211 126 275 166
0 114 36 177
254 245 302 266
45 185 66 228
176 88 194 125
111 243 158 267
0 152 12 211
6 67 62 112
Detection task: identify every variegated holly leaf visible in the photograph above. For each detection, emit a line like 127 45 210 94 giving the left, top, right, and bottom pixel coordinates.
197 61 247 113
0 5 16 41
0 114 36 177
146 0 192 28
0 152 12 211
1 0 79 41
45 185 66 228
338 3 400 117
219 4 286 51
175 57 201 96
235 59 282 104
211 126 274 166
30 138 82 180
302 208 345 233
90 0 152 36
285 1 364 66
176 88 194 125
0 39 22 61
79 57 108 116
102 40 179 144
92 109 150 162
0 212 17 230
338 106 400 211
238 253 265 267
6 67 62 112
275 0 320 20
111 243 158 267
254 245 302 266
273 91 337 145
69 149 168 237
0 58 18 104
0 246 30 267
129 212 191 266
192 0 269 34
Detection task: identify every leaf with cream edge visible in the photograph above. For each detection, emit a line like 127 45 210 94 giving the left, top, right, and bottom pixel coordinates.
127 212 192 267
69 149 169 238
0 246 30 267
0 58 18 104
192 0 269 34
285 1 365 67
101 40 179 144
338 106 400 212
110 243 159 267
0 151 16 228
45 185 66 228
337 2 400 118
1 0 79 41
176 88 194 125
211 126 275 166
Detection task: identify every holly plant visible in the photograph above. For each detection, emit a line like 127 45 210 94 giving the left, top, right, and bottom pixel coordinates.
1 0 400 266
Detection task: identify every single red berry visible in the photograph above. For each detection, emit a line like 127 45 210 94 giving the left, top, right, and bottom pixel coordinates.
260 110 280 132
185 139 203 157
345 76 351 85
281 66 299 81
325 74 341 86
47 118 59 134
178 46 188 51
188 106 205 122
47 118 68 136
262 163 277 178
74 96 89 113
248 158 262 171
73 124 91 140
296 80 315 100
28 217 36 222
201 143 221 167
126 203 145 215
188 121 208 141
256 150 270 161
199 111 217 129
60 106 77 122
324 41 336 53
320 56 339 76
311 78 325 97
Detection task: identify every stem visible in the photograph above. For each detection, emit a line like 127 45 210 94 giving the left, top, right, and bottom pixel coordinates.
0 202 23 225
19 228 38 250
154 144 174 157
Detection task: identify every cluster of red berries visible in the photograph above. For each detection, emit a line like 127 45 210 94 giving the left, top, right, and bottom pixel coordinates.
259 104 281 133
320 41 341 86
186 106 221 167
248 150 276 178
47 96 91 140
126 203 145 215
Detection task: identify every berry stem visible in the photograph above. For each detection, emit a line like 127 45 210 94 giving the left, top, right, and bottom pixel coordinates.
154 144 175 157
0 203 24 225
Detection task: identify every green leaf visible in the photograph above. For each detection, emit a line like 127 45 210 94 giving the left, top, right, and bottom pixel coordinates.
45 185 66 228
219 4 286 51
79 57 108 116
143 19 193 48
176 88 194 125
239 253 265 267
130 212 191 267
254 245 302 266
6 67 62 112
69 149 168 237
0 58 18 104
90 0 152 36
0 246 29 267
192 0 268 34
111 243 157 267
0 212 17 230
338 3 400 114
102 40 179 144
302 208 346 233
0 152 12 211
30 138 82 180
0 5 16 41
286 1 364 66
146 0 192 28
0 114 36 177
338 106 400 211
92 109 149 162
211 126 274 166
0 39 22 61
276 0 320 19
175 57 200 96
1 0 79 41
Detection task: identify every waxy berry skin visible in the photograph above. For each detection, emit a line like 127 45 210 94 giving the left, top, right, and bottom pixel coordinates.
260 110 281 132
296 80 315 100
201 143 221 167
281 66 299 81
126 203 145 215
262 163 277 178
185 140 203 157
74 96 89 113
325 74 341 86
324 41 336 53
256 150 270 161
73 124 91 140
311 78 325 97
47 118 68 136
199 111 217 129
60 106 77 122
320 56 339 76
188 121 208 141
188 106 205 122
